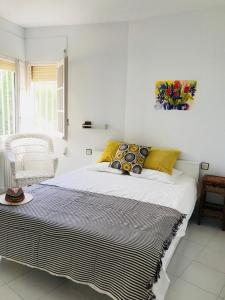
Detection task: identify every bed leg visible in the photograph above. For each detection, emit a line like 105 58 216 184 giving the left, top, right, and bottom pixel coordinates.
0 256 2 261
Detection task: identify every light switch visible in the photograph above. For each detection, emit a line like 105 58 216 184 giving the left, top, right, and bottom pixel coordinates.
201 162 209 170
86 149 92 155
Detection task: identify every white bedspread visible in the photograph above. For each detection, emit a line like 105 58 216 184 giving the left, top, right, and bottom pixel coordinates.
44 166 197 300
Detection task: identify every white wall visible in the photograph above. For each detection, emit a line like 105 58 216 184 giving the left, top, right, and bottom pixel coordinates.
125 8 225 176
24 9 225 177
0 16 25 60
1 8 224 180
25 23 128 173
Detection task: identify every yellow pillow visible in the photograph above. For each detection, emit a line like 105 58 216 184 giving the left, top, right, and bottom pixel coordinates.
98 140 122 162
144 148 180 175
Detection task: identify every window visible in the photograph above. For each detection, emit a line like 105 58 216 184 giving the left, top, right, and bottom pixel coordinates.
0 59 16 135
31 58 68 139
31 65 57 134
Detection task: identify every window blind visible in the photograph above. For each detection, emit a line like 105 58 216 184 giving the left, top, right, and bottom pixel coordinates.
31 65 57 81
0 59 15 72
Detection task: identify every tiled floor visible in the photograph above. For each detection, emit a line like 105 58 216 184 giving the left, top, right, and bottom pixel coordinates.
0 216 225 300
166 216 225 300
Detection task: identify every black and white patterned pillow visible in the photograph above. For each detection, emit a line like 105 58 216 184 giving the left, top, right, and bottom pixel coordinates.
110 143 149 174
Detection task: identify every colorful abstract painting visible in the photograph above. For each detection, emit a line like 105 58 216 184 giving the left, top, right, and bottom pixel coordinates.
155 80 197 110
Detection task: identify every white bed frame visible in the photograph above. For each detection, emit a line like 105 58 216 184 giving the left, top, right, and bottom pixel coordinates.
0 151 200 300
92 151 200 181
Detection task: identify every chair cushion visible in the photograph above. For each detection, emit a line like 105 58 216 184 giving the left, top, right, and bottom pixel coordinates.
15 170 54 180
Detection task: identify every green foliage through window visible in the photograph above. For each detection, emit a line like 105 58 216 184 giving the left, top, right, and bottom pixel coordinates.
0 70 15 135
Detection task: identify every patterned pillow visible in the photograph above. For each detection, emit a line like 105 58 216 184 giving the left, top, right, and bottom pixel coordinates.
109 143 149 174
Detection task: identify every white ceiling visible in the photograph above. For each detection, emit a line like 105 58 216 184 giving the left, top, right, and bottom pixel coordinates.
0 0 224 28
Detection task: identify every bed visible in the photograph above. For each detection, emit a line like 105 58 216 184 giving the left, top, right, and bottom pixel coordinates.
0 155 199 300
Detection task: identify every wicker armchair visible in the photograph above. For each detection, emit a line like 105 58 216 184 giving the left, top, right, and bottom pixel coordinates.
5 133 58 187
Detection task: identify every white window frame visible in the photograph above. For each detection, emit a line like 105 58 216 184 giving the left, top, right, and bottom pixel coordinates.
56 55 68 140
27 54 68 140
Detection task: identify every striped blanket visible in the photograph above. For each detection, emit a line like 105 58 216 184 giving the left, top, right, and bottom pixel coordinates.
0 184 185 300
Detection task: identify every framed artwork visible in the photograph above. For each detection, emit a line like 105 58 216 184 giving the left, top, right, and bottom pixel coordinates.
155 80 197 110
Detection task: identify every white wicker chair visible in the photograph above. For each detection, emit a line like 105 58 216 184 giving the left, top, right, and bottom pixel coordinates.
5 133 58 187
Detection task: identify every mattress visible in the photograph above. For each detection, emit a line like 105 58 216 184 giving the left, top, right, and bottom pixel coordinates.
44 165 197 300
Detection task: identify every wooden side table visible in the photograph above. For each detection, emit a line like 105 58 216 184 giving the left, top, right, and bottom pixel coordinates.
198 175 225 230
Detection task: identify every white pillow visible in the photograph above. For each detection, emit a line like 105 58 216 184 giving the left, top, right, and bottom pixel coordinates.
130 168 183 184
87 162 123 174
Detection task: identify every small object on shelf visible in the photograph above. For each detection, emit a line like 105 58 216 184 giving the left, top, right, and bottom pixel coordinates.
198 175 225 230
5 187 25 204
82 121 92 129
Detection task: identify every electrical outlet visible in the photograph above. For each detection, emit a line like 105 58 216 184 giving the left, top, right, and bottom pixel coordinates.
86 149 92 156
201 162 209 170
